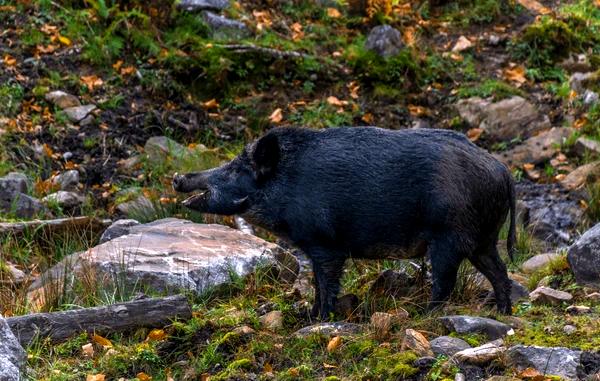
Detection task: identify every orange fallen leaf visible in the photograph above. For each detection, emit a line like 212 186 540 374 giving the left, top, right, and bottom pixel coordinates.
347 81 360 99
120 66 136 76
403 26 416 46
503 65 527 86
92 334 113 348
203 98 219 110
112 60 123 71
80 75 104 92
519 367 542 378
269 108 283 123
361 113 374 124
41 24 58 35
327 7 342 18
136 372 152 381
263 363 273 373
291 22 304 41
287 368 300 377
3 54 17 67
517 0 552 15
146 328 167 341
523 163 535 171
467 128 483 141
327 96 346 107
408 104 427 117
573 117 587 129
36 44 57 54
327 336 342 352
86 375 105 381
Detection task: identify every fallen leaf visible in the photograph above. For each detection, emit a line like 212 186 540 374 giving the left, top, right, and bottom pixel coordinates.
92 334 113 348
80 75 104 92
146 329 167 341
136 372 152 381
263 363 273 373
3 54 17 67
82 343 94 358
327 96 347 107
120 66 136 76
58 35 71 46
523 163 536 171
452 36 473 52
323 362 338 369
403 26 416 46
203 98 219 110
347 81 360 99
291 22 304 41
36 44 57 54
408 104 427 117
327 7 342 18
41 24 58 35
503 65 527 86
467 128 483 141
112 60 124 71
287 368 300 377
519 367 542 378
86 375 105 381
269 108 283 123
327 336 342 352
361 113 374 124
574 117 587 129
517 0 552 15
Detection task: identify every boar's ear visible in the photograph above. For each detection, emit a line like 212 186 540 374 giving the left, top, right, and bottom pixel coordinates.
252 133 279 181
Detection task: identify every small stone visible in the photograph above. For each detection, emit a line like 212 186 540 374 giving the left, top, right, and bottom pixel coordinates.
452 339 505 365
260 311 283 330
574 137 600 158
452 36 473 52
63 104 97 123
43 191 85 209
202 11 250 39
0 173 29 196
521 253 561 273
439 315 512 340
294 322 363 338
455 373 466 381
232 325 256 336
365 25 404 57
370 312 395 338
414 356 436 369
52 170 80 191
177 0 230 12
430 336 471 356
583 90 599 106
566 305 591 315
116 195 156 217
586 292 600 303
529 286 573 305
563 325 577 335
561 162 600 190
488 35 501 46
4 262 26 285
569 71 596 93
401 329 433 357
45 90 81 109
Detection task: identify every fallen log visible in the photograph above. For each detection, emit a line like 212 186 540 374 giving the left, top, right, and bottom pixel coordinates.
0 216 111 236
6 294 192 346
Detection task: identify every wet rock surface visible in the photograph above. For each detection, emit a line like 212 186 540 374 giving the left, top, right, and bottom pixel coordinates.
430 336 471 356
495 127 574 167
365 25 404 57
177 0 230 12
506 345 581 380
294 322 364 338
439 315 512 340
516 180 585 244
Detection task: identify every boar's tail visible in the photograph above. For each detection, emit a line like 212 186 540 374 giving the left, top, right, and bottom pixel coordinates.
507 175 517 262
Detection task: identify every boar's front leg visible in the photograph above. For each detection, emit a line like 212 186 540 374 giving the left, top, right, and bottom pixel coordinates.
306 247 346 320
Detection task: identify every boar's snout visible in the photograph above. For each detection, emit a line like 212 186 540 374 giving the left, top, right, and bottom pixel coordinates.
172 172 208 193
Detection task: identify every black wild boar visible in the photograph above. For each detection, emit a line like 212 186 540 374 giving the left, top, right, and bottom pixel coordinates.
173 127 516 318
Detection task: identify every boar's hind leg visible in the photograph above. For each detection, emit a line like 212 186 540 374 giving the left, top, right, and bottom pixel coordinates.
469 245 512 315
427 237 465 312
307 248 347 320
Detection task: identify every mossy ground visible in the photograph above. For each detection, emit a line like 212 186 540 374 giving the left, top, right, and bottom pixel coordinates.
1 0 600 379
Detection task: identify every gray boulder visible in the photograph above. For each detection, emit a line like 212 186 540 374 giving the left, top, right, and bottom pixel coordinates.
506 345 581 380
430 336 471 356
43 191 85 209
494 127 574 168
456 96 550 141
574 136 600 158
116 195 156 218
529 286 573 305
0 192 45 219
0 314 26 381
28 219 299 304
63 104 96 124
568 223 600 289
521 253 561 274
365 25 404 57
439 315 512 340
52 170 79 191
202 11 250 40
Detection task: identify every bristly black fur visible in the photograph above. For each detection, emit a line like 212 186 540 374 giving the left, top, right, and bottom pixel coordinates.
173 127 517 319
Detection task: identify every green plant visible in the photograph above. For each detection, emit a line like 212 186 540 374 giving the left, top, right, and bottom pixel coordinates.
456 79 525 100
0 83 24 117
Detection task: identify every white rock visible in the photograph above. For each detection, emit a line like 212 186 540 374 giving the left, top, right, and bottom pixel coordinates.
452 36 473 52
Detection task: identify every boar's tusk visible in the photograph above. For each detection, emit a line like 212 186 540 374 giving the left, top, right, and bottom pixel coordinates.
233 196 249 207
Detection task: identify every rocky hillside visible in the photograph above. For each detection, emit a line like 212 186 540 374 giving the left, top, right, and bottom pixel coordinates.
1 0 600 380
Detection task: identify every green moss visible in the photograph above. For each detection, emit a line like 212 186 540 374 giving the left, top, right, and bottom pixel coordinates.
526 253 571 290
456 79 526 101
0 83 24 117
438 0 513 26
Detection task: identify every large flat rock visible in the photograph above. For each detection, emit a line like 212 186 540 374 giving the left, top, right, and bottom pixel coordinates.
0 314 26 381
28 219 298 307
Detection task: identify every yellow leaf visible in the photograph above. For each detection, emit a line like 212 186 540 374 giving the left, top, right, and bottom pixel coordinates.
58 35 71 46
327 7 342 18
86 375 105 381
137 372 152 381
269 108 283 123
92 334 113 348
327 336 342 352
147 329 167 341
